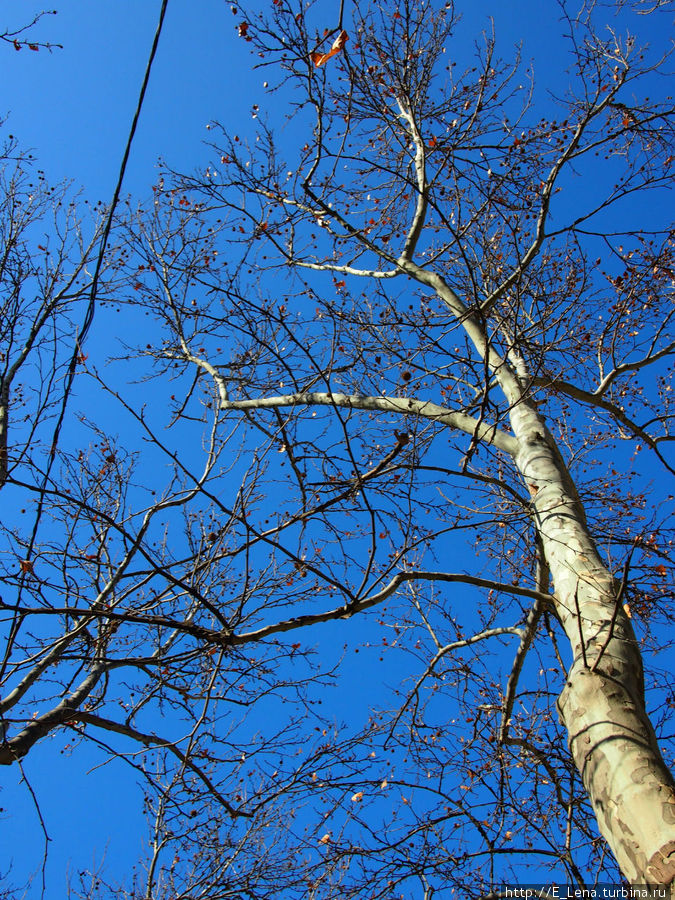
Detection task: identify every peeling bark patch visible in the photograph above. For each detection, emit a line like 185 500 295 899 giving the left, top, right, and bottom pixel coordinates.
645 838 675 884
633 763 662 784
510 385 675 882
557 664 675 884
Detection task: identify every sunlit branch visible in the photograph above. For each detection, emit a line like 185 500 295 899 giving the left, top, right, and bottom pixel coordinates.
396 93 428 262
0 620 91 715
595 338 675 396
220 390 517 455
0 663 105 765
532 373 675 474
291 259 400 278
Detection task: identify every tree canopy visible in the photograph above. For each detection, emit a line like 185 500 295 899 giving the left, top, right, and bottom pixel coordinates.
1 1 674 897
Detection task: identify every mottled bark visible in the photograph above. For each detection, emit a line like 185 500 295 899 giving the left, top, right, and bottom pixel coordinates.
352 256 675 883
510 400 675 886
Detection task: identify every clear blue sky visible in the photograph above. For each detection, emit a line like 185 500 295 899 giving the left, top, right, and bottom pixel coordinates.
1 1 261 199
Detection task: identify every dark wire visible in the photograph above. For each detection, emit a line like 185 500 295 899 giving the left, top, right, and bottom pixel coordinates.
22 0 170 565
81 0 170 347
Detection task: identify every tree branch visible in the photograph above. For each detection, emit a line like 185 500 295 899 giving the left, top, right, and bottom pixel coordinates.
220 390 517 455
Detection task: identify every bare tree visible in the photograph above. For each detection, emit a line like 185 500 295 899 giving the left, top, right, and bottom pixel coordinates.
173 0 675 887
1 0 674 896
0 144 102 490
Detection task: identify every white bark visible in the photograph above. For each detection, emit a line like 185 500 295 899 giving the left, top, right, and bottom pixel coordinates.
221 391 516 455
404 253 675 882
214 337 675 883
509 400 675 885
395 227 675 881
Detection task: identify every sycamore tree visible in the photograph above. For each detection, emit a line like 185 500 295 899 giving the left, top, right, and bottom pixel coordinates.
1 0 675 897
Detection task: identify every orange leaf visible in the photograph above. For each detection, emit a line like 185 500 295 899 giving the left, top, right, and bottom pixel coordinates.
237 21 252 41
311 30 348 67
20 559 33 574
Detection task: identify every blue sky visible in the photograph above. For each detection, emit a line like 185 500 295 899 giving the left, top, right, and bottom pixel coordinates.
1 1 260 199
1 1 673 896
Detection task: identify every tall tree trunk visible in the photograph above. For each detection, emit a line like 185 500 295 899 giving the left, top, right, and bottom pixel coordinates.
409 260 675 884
510 400 675 886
